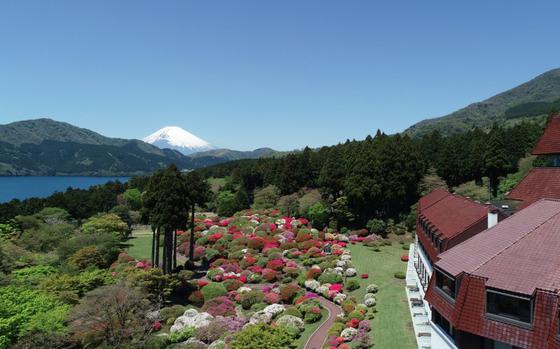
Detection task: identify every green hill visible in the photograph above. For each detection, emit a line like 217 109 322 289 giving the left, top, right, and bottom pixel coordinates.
406 68 560 137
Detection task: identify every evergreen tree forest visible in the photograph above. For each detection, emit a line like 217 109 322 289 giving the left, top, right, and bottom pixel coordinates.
198 122 543 226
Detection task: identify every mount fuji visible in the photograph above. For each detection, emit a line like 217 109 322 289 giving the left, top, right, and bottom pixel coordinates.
143 126 215 155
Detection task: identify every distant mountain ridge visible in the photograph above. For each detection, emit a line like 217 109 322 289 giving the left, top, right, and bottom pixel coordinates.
190 147 282 160
0 119 280 176
406 68 560 137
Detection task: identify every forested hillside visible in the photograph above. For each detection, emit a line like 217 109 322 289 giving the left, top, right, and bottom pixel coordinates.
406 68 560 137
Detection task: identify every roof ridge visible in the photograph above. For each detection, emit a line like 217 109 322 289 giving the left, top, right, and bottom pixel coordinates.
470 207 560 274
421 188 450 210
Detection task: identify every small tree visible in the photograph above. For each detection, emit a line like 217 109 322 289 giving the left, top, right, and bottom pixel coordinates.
307 202 329 228
69 284 152 348
123 188 142 210
81 213 129 239
252 185 280 210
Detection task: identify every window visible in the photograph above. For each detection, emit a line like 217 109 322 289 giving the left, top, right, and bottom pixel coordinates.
433 309 454 339
486 289 532 325
435 269 456 300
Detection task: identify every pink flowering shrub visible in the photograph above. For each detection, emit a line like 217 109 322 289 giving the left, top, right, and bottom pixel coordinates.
264 292 281 304
201 296 236 317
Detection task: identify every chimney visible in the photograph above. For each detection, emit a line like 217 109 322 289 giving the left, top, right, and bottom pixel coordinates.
487 206 499 228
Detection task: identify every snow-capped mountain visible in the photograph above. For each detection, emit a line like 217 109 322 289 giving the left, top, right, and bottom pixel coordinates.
143 126 215 155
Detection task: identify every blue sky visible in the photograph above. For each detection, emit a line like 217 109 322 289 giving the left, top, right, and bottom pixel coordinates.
0 1 559 151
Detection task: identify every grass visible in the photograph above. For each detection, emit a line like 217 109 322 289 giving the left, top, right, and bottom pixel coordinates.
347 243 416 349
296 308 328 348
125 228 160 260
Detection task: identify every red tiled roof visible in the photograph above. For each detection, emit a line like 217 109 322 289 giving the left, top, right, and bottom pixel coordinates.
533 116 560 155
507 168 560 209
436 199 560 295
419 189 489 240
418 187 449 211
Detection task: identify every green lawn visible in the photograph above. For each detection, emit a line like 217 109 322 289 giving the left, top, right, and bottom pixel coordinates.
348 243 416 349
296 308 328 348
125 229 158 260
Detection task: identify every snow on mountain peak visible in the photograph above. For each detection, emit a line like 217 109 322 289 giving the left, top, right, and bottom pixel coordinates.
143 126 214 155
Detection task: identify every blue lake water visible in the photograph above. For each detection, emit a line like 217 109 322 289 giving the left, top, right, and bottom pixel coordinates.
0 176 130 203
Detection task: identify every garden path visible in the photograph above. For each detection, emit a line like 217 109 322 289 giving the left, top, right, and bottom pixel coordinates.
304 297 342 349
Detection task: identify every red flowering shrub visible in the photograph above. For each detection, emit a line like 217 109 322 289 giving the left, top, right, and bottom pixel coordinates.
201 296 236 317
188 290 204 306
262 269 278 282
346 318 360 328
295 232 312 243
223 279 243 292
356 228 369 237
401 255 409 262
306 268 322 280
266 259 285 271
208 233 223 243
198 280 209 288
360 273 369 279
247 238 265 250
152 321 162 331
243 255 257 265
280 283 301 303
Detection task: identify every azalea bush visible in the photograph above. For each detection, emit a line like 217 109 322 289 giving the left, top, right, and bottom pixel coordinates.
201 296 236 317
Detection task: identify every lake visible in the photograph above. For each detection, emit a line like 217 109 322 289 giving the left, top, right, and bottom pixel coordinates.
0 176 130 203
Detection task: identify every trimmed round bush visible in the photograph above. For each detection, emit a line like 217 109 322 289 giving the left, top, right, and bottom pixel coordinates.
366 284 379 293
394 271 406 279
284 306 303 319
240 290 265 310
318 272 343 284
201 282 228 301
161 305 186 322
346 279 360 291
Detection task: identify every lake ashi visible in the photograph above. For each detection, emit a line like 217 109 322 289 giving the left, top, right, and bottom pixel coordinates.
0 176 130 202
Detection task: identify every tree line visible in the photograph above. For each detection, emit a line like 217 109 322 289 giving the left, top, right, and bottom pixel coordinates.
198 121 544 224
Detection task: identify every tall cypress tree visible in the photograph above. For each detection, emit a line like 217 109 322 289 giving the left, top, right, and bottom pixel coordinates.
143 165 190 274
184 171 210 269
